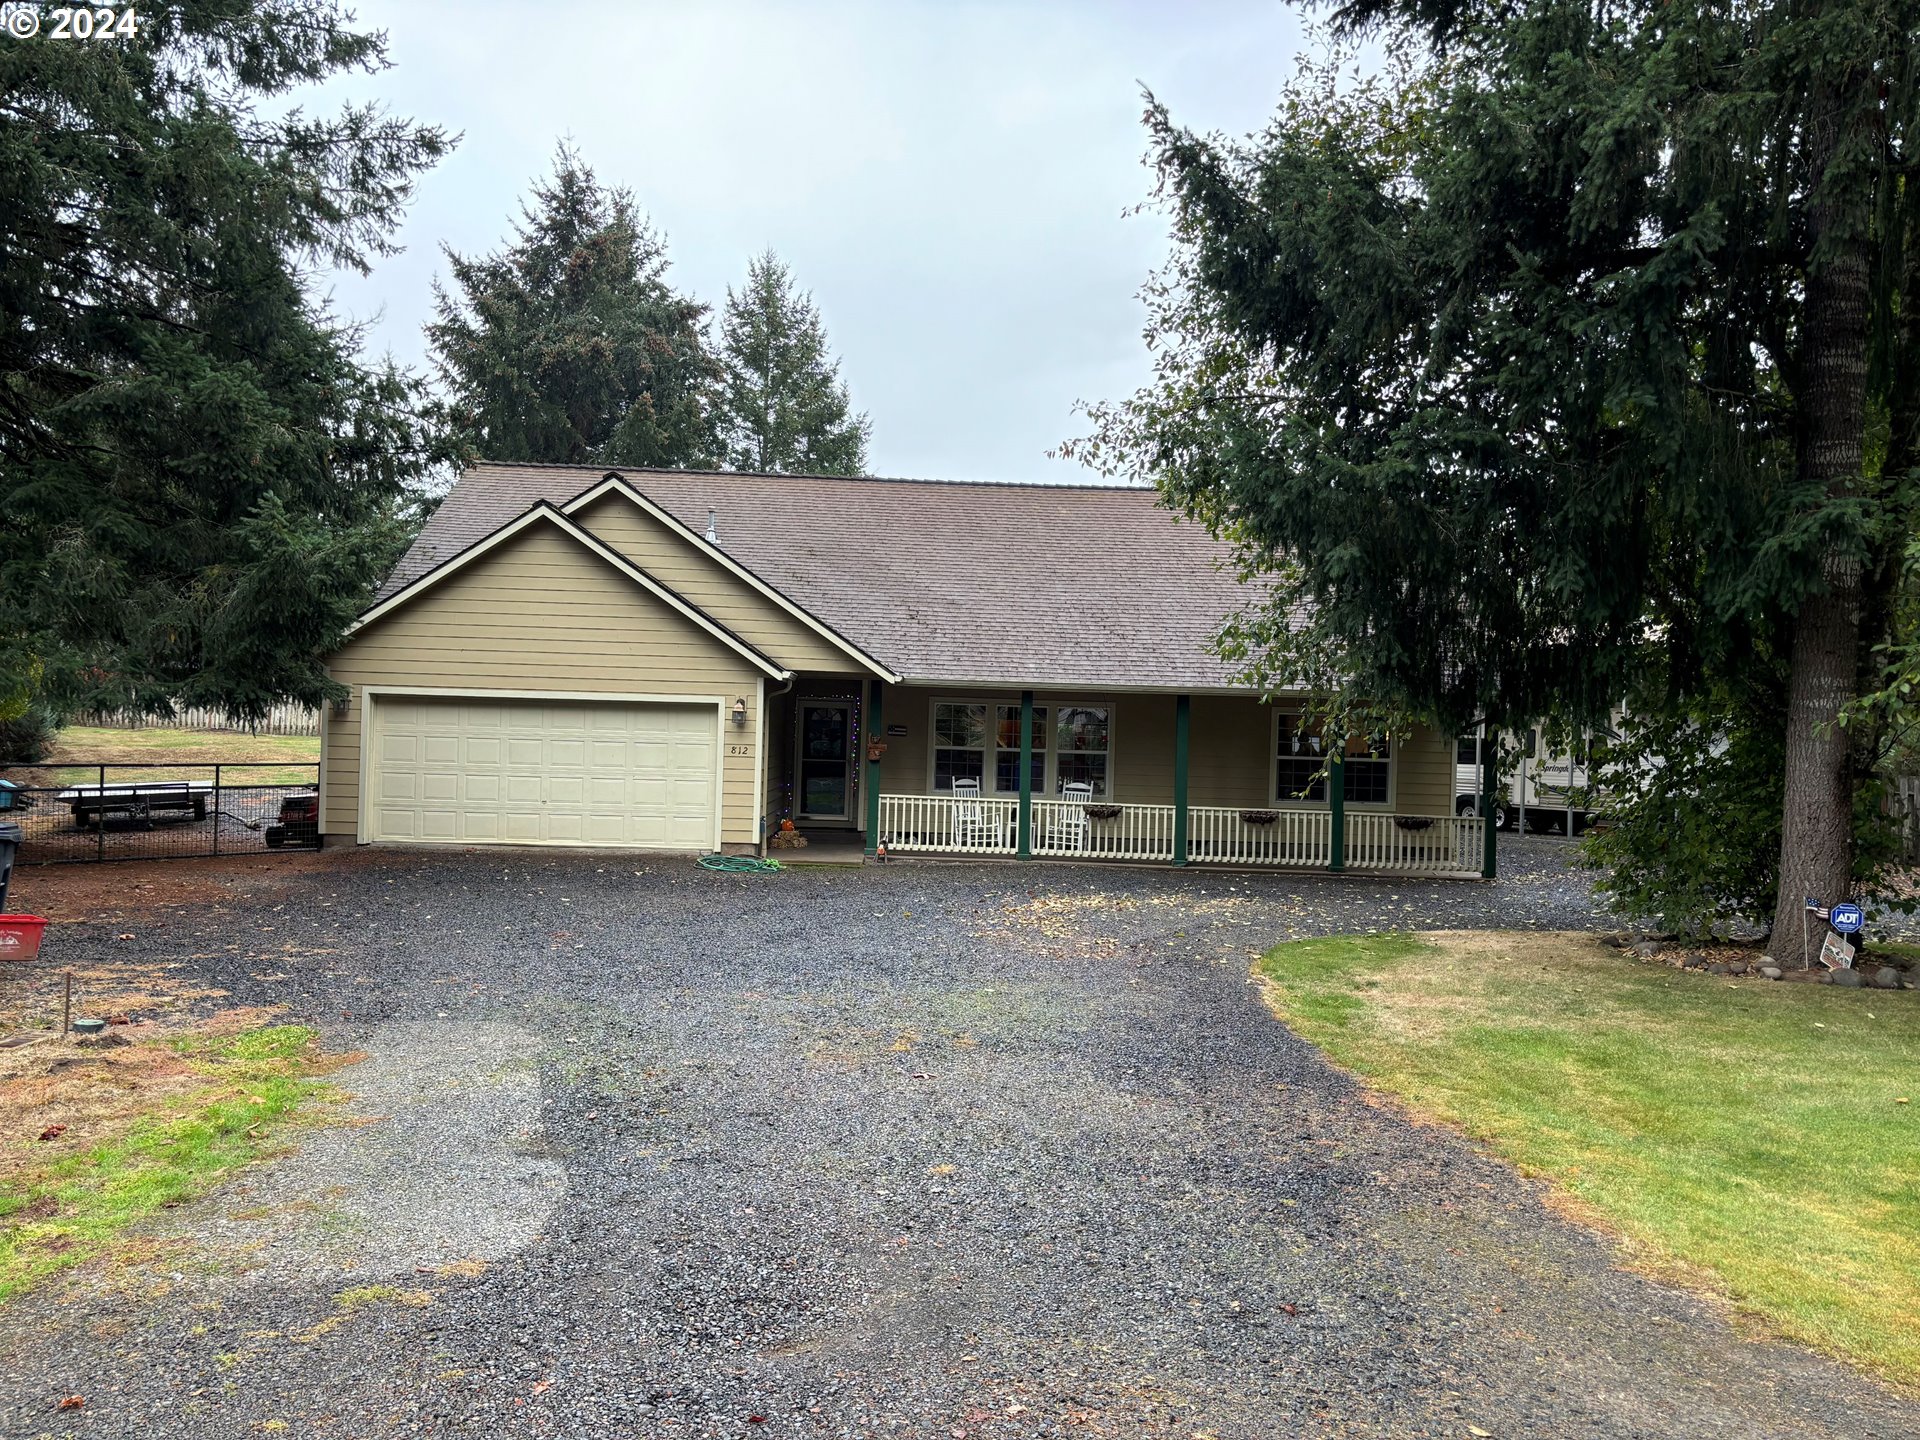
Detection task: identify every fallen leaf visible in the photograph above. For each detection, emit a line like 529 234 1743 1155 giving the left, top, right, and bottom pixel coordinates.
1897 1098 1911 1105
58 1396 84 1410
37 1124 66 1142
529 1379 551 1395
1279 1302 1298 1316
1469 1428 1494 1438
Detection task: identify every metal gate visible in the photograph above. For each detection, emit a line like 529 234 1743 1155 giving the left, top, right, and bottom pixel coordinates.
0 762 322 864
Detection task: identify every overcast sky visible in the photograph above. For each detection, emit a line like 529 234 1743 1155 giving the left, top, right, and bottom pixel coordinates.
316 1 1310 483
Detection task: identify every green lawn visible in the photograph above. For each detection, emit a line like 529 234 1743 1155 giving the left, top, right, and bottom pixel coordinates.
31 724 320 785
1258 931 1920 1386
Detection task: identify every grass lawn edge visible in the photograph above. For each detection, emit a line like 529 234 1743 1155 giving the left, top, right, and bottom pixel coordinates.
1250 929 1920 1393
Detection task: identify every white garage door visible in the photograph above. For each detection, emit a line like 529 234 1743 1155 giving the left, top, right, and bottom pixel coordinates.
369 697 718 849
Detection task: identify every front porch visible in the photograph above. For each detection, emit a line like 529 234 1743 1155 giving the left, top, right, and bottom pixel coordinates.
814 685 1494 877
873 792 1483 873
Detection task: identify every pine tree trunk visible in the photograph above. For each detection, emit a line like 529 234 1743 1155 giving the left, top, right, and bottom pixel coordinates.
1768 76 1873 945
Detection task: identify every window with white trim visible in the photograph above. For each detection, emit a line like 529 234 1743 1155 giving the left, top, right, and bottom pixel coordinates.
1053 705 1111 796
1343 733 1391 804
933 702 988 790
1274 713 1327 802
993 705 1047 794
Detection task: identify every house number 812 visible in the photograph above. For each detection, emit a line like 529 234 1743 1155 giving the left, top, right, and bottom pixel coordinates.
726 743 753 757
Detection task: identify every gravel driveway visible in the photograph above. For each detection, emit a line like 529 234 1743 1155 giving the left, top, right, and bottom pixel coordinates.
1 838 1913 1439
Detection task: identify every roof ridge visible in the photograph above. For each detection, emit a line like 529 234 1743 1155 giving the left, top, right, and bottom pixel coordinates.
468 459 1155 494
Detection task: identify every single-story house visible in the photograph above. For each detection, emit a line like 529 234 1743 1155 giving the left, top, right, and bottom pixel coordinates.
320 463 1488 875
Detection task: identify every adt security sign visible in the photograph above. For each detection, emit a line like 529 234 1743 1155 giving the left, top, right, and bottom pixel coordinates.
1830 902 1865 935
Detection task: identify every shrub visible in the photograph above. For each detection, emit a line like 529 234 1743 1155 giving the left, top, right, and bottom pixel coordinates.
0 708 55 765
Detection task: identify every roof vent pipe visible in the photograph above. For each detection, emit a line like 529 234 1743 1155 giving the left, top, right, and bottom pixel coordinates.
706 508 718 544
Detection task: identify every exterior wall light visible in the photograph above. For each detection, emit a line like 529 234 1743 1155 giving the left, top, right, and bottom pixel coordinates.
730 698 748 728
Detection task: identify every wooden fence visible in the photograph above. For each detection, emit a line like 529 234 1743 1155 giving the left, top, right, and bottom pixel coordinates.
72 702 320 737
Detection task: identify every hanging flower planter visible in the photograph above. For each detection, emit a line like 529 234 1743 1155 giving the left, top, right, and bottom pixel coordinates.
1084 804 1122 820
1393 815 1435 831
1238 809 1280 825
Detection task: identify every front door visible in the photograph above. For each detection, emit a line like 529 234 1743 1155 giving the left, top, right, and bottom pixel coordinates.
796 700 853 821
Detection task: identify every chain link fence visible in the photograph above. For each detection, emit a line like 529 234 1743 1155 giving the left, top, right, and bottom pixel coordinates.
0 763 321 864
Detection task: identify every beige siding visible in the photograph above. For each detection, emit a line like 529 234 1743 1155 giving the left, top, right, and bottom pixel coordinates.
1393 725 1457 816
572 493 861 675
871 684 1457 814
324 522 765 847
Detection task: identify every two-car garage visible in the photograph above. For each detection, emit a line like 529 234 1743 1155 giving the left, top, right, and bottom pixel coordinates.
365 696 721 851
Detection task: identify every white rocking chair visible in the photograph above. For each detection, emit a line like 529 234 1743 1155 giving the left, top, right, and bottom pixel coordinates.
951 777 1004 850
1046 780 1095 853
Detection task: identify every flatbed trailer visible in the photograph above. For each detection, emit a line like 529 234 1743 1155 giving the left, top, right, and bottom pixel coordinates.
57 780 213 829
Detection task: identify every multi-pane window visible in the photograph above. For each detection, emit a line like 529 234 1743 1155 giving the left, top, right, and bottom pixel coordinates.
935 699 1110 795
993 705 1048 794
1275 713 1327 801
933 702 988 790
1277 714 1392 805
1344 733 1392 804
1054 706 1111 795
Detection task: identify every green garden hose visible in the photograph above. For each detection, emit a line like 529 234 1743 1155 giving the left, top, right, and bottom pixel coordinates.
696 853 784 874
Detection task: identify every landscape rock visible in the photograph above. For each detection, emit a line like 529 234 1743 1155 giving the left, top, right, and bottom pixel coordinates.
1871 966 1901 990
1831 968 1864 988
1758 966 1783 980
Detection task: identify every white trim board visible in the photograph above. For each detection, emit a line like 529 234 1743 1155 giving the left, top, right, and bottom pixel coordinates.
355 685 731 853
564 472 903 683
343 503 791 682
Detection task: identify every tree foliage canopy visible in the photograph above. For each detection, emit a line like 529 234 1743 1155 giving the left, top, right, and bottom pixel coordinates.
0 0 454 719
427 149 718 470
716 251 870 475
1069 3 1920 934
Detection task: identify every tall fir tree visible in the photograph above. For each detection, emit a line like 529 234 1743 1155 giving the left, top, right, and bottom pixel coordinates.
0 0 454 721
427 149 717 469
1069 5 1920 940
716 251 870 475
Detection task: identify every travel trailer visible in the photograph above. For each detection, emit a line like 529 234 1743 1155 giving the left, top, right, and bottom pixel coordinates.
1454 726 1604 835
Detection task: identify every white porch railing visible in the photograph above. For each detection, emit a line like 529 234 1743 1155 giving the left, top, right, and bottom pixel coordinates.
1188 805 1333 866
1033 799 1176 860
876 794 1482 873
877 792 1018 855
1345 812 1482 873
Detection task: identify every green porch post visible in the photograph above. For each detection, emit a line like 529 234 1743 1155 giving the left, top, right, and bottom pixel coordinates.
864 679 885 857
1328 751 1346 872
1172 694 1190 866
1017 689 1034 859
1480 727 1498 880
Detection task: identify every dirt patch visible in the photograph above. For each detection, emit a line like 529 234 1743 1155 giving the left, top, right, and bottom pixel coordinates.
0 955 238 1042
4 847 401 923
0 1033 210 1164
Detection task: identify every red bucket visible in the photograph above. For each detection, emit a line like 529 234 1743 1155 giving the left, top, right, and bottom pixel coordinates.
0 916 48 962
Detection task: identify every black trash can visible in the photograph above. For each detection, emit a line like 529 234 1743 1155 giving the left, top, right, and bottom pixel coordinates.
0 821 20 914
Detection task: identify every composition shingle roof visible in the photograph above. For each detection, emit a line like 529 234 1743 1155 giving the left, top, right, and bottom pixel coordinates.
375 462 1256 690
